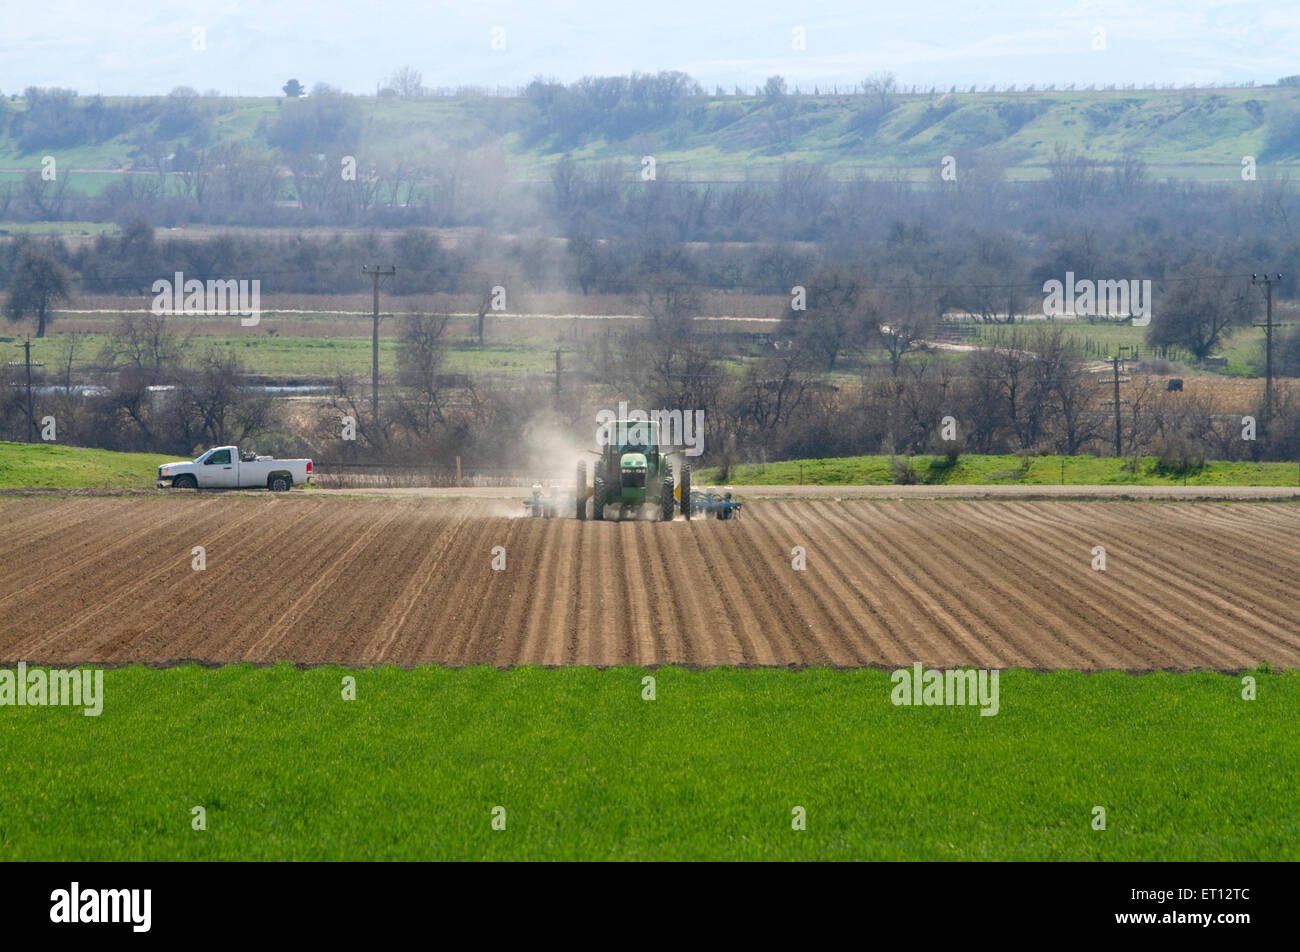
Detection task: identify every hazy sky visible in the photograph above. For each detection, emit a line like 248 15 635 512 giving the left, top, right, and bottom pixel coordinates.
1 0 1296 96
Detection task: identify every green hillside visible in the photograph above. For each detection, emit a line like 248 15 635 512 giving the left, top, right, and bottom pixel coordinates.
0 441 174 488
2 86 1298 187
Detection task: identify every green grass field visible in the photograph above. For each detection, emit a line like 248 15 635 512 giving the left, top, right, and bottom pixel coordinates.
3 331 557 379
962 320 1269 375
203 333 554 377
701 454 1300 487
0 441 174 488
13 309 1275 383
0 664 1293 860
0 219 118 236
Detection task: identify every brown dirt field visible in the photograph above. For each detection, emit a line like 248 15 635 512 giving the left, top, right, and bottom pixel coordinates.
1 496 1297 671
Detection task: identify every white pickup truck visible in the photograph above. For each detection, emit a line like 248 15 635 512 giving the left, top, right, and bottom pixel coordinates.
157 446 313 491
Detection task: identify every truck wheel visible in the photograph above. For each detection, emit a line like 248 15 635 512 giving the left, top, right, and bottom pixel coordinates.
269 475 291 492
660 476 675 521
576 461 587 520
174 475 197 490
592 476 605 521
679 461 691 520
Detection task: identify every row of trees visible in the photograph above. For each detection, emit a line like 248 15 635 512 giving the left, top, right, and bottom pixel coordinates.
0 335 274 456
5 300 1298 473
610 318 1300 464
0 216 1289 380
304 314 1300 472
3 87 214 153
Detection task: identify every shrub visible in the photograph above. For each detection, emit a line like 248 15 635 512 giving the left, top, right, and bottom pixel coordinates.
891 456 919 484
1152 436 1206 477
924 444 961 483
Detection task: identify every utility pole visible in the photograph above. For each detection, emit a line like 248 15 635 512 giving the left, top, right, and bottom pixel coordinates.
24 339 34 443
1110 356 1122 457
1252 272 1282 435
362 265 396 428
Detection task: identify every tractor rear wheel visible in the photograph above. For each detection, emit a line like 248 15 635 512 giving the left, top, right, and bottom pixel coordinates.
592 476 606 521
679 461 691 520
660 476 675 521
575 461 587 520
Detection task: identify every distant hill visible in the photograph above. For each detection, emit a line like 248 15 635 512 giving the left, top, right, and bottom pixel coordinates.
2 84 1299 190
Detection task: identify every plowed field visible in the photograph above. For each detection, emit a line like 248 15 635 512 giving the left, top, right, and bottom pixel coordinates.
2 496 1296 670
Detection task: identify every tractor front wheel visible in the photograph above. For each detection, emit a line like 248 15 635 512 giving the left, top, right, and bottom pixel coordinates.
575 461 587 520
592 476 606 521
660 477 675 521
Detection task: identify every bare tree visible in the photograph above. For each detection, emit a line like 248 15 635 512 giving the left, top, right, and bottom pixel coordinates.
176 146 211 204
178 347 269 449
99 311 193 381
1046 144 1098 208
326 373 382 452
737 343 818 434
5 246 71 337
639 271 701 338
862 72 897 109
393 313 451 436
206 142 281 209
21 170 72 221
53 331 87 394
874 273 937 378
129 130 172 184
385 66 426 99
1147 268 1256 361
785 264 869 371
1035 327 1103 453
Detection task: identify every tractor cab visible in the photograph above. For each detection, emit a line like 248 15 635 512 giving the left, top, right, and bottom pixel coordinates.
613 421 658 457
583 420 678 521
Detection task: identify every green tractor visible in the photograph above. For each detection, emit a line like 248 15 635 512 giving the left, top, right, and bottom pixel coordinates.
575 420 691 521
